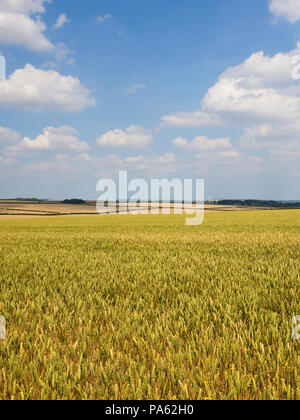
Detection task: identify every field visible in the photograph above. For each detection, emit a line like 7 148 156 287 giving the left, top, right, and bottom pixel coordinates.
0 200 266 217
0 210 299 400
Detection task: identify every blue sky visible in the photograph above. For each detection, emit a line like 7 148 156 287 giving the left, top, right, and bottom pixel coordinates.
0 0 300 200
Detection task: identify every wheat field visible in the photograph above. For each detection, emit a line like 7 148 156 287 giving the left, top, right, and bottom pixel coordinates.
0 210 299 400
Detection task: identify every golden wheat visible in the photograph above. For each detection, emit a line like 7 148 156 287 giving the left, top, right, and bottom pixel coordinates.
0 210 299 400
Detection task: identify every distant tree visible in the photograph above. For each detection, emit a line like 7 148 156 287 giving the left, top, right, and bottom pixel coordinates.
63 199 86 205
217 199 300 209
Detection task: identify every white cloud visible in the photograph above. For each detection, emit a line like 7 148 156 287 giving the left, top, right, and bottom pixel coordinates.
240 121 300 161
97 14 112 24
201 48 300 124
202 77 300 123
112 152 177 175
269 0 300 23
22 152 177 177
241 123 273 141
97 125 153 148
122 153 176 167
173 136 232 152
0 1 72 59
126 83 146 94
5 126 89 156
219 150 240 158
74 153 92 161
163 44 300 169
172 135 244 167
0 126 21 143
0 0 55 51
0 12 54 51
53 13 70 29
157 153 176 164
55 42 74 64
0 0 51 14
26 160 65 171
0 64 96 112
21 126 89 151
163 46 300 127
55 153 71 161
161 110 221 127
219 49 297 88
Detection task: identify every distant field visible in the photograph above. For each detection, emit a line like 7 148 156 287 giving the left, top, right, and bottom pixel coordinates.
0 201 97 216
0 210 299 400
0 201 270 217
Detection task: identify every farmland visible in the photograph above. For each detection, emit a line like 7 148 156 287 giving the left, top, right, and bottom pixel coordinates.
0 200 257 217
0 210 299 400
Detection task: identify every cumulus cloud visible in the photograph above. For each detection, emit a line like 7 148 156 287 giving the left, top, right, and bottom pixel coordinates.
0 12 54 51
96 125 153 148
163 45 300 127
202 77 300 124
0 126 21 143
53 13 70 29
219 150 240 158
243 121 300 143
0 0 51 14
120 153 177 174
161 110 221 127
157 153 176 164
269 0 300 23
117 153 176 170
240 121 300 161
0 1 72 60
170 133 253 173
162 44 300 168
4 126 89 156
201 48 300 124
0 64 96 112
23 152 177 178
219 49 298 88
173 136 232 152
0 0 54 51
22 126 89 151
172 135 243 167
